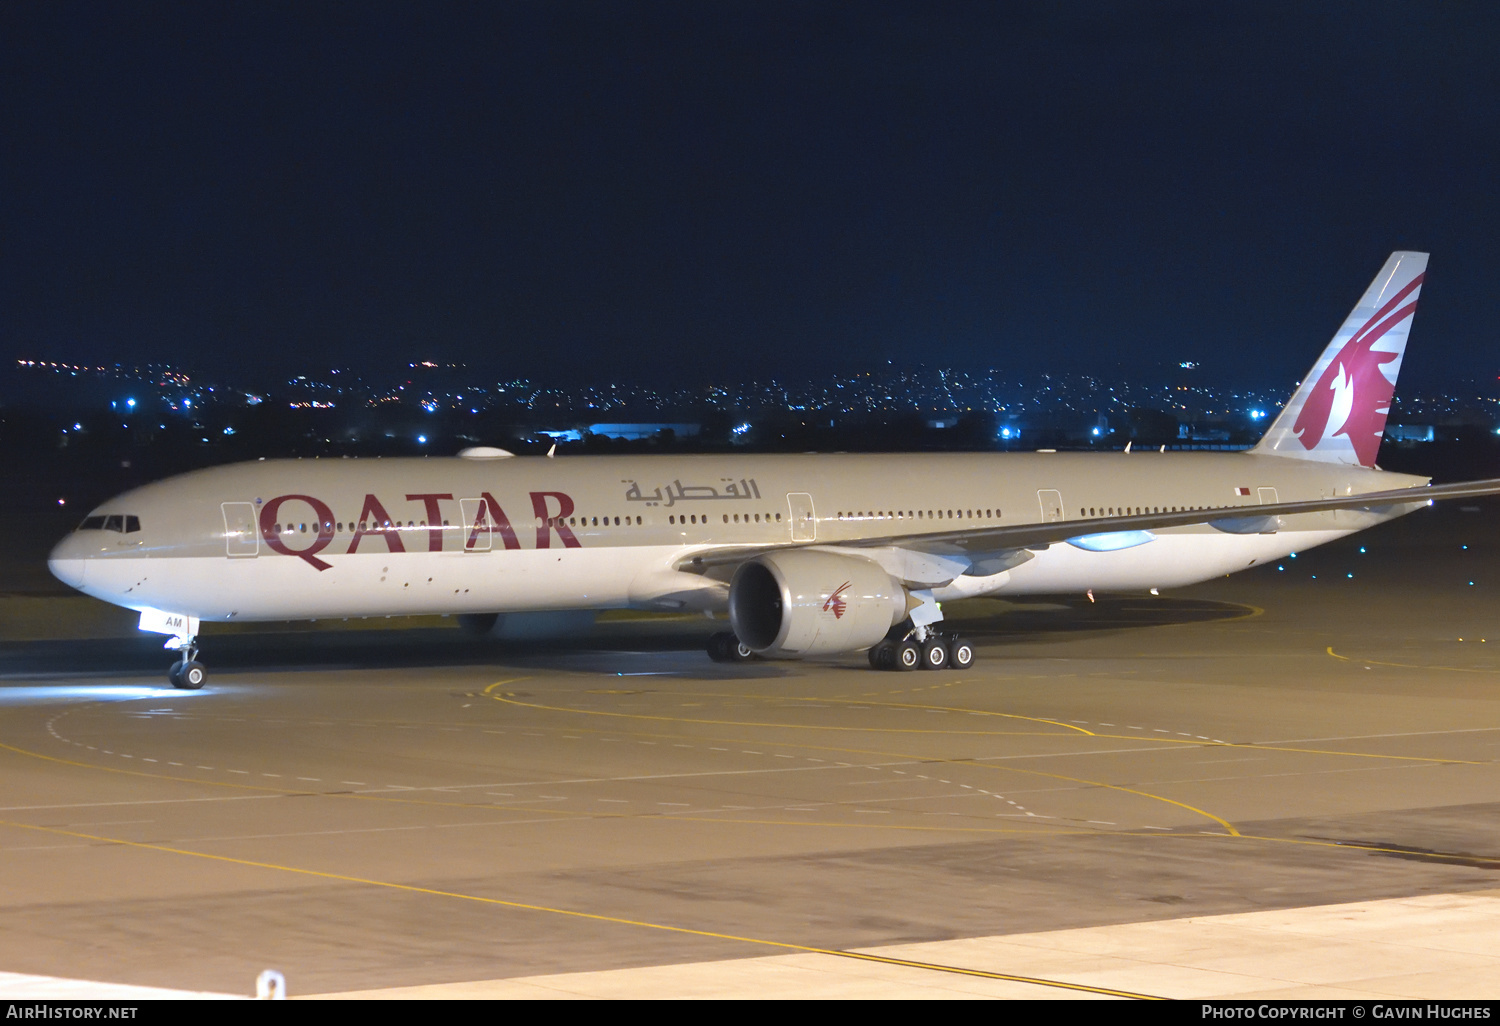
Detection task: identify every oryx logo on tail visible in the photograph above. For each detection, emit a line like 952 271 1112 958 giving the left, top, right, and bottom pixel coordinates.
1251 252 1428 468
1291 272 1422 466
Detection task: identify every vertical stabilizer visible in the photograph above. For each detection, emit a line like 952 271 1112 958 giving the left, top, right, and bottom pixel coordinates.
1253 251 1427 467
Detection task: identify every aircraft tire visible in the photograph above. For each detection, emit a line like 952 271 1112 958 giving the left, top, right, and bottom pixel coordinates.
710 632 755 662
868 641 894 669
920 637 949 670
175 661 207 690
948 636 975 670
707 632 733 662
167 661 183 688
894 640 920 671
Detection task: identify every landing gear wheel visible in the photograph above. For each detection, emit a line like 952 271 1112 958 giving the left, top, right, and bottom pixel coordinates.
947 635 975 670
171 660 206 690
868 640 895 670
707 632 755 663
920 636 949 670
894 639 920 671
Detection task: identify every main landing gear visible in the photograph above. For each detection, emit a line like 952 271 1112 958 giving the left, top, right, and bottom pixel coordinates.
706 631 757 663
166 635 207 690
866 624 975 672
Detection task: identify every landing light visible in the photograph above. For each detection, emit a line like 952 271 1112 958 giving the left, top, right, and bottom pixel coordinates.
0 685 217 704
1067 530 1155 552
417 435 427 444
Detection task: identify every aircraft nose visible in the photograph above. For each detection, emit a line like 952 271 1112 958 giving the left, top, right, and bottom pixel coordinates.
47 535 89 590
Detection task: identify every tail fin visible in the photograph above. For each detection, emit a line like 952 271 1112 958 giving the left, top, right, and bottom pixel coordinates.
1253 251 1428 467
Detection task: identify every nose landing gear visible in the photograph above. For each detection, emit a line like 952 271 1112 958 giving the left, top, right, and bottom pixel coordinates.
165 634 207 690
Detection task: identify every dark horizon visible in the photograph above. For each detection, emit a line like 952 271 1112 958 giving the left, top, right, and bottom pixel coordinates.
5 2 1499 392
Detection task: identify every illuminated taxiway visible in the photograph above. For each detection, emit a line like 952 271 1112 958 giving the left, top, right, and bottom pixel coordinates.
1 502 1499 998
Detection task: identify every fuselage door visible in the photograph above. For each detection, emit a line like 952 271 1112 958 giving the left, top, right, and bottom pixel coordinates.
221 502 259 557
787 492 816 542
1037 489 1064 523
459 497 491 552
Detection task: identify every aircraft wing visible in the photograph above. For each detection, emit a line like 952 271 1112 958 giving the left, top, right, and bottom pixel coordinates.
676 476 1500 575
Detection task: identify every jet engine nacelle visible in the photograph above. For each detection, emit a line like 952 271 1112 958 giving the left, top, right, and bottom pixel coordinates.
728 550 907 658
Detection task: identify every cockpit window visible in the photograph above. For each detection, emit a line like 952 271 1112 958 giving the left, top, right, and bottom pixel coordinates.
77 515 141 533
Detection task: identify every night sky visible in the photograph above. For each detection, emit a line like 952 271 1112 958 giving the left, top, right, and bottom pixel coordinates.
4 1 1499 392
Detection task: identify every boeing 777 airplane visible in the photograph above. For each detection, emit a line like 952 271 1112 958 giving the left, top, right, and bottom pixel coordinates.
46 252 1500 688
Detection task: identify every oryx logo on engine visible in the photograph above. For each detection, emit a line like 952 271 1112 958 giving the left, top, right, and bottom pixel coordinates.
822 581 851 619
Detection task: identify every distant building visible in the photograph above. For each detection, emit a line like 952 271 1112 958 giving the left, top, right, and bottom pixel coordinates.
587 423 700 440
535 423 702 442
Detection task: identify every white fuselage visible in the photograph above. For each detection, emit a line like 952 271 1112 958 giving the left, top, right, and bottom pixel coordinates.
47 451 1421 624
